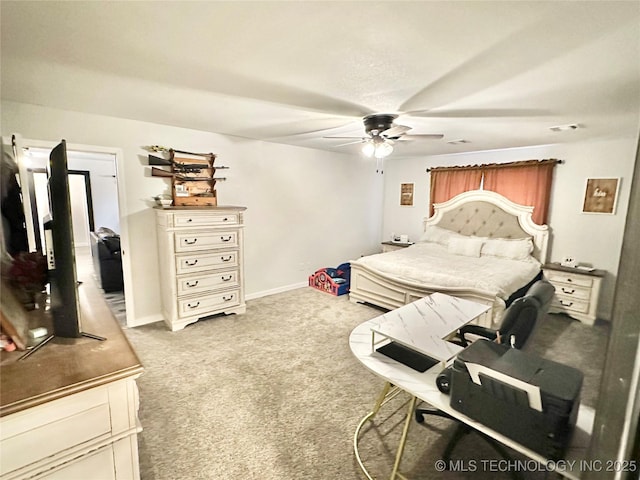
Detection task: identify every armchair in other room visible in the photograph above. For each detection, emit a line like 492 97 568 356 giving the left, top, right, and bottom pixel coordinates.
90 227 124 293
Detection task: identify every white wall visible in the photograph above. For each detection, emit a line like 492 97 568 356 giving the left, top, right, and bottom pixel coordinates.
381 137 639 321
2 101 384 326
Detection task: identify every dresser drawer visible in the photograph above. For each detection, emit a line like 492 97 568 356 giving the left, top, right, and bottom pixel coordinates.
176 251 238 274
545 270 593 288
173 213 239 227
177 269 239 296
178 290 241 318
41 444 116 480
552 297 590 314
554 284 591 301
175 230 238 252
1 394 112 474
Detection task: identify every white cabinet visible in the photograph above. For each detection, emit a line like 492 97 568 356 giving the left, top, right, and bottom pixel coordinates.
0 378 141 480
542 263 605 326
155 206 246 331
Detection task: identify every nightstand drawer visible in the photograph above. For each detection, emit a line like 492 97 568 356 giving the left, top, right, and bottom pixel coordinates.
173 213 239 227
552 297 590 314
175 230 238 252
545 270 593 288
176 251 238 274
178 290 240 318
177 269 239 296
554 284 591 300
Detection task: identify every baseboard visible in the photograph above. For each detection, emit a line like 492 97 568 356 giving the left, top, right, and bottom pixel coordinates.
245 281 308 301
126 313 165 328
126 282 308 326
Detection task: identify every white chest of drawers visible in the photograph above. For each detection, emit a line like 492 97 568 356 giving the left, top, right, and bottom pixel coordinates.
542 263 605 326
155 206 247 331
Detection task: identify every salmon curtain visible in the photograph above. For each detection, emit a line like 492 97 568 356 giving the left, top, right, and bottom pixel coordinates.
429 167 483 216
482 159 557 225
428 159 559 224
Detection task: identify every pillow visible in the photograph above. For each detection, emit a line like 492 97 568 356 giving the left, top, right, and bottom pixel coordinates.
481 237 533 261
448 236 484 257
419 226 464 246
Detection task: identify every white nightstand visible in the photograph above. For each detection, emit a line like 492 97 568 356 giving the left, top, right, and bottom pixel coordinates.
542 263 605 326
381 241 413 253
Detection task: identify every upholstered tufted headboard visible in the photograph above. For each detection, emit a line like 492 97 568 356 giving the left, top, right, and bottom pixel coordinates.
424 190 549 262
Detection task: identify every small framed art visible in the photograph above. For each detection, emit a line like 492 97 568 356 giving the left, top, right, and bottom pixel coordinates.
400 183 414 207
582 177 620 214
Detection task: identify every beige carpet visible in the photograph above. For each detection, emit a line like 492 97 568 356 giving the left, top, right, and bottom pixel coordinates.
123 287 609 480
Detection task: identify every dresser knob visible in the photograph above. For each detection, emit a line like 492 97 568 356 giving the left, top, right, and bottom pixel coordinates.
221 275 232 281
223 295 234 302
221 255 232 262
186 280 199 287
184 238 198 245
220 236 232 242
185 259 198 266
561 287 575 294
187 302 200 309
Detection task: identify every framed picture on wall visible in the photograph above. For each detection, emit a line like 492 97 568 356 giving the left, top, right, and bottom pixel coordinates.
400 183 414 207
582 177 620 214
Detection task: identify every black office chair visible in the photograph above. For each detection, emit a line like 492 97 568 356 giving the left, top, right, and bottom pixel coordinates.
459 280 554 349
415 280 555 475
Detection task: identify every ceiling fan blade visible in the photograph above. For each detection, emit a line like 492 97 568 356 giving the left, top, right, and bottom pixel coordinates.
397 133 444 140
334 140 365 147
323 135 366 139
406 108 551 118
380 124 412 138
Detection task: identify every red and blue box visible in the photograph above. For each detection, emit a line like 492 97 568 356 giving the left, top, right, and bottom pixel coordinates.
309 263 351 296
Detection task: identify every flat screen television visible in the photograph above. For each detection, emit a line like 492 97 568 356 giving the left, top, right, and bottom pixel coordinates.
46 140 82 338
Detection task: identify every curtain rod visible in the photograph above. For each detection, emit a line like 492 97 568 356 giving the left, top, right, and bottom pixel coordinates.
425 158 564 173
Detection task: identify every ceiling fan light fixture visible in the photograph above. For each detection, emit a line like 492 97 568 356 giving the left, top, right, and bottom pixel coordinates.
362 141 375 157
374 141 393 158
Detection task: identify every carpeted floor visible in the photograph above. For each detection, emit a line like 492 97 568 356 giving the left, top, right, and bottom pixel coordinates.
122 287 609 480
103 291 126 325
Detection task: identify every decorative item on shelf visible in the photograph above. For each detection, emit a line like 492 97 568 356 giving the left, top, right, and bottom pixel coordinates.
144 145 230 207
7 251 48 311
153 193 173 208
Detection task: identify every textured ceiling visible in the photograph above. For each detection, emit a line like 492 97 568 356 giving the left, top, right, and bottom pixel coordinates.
2 1 639 158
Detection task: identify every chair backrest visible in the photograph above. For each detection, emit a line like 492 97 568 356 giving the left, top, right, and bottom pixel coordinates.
498 280 555 349
525 279 555 316
497 296 541 349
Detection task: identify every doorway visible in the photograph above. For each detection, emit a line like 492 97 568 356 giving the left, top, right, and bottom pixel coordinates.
30 169 94 252
18 143 128 325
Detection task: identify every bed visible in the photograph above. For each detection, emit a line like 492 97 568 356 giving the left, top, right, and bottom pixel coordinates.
349 189 549 327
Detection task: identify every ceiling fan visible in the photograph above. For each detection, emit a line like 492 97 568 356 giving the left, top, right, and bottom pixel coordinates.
324 113 443 159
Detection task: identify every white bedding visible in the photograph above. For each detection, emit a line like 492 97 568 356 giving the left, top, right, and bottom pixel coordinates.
352 242 541 301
